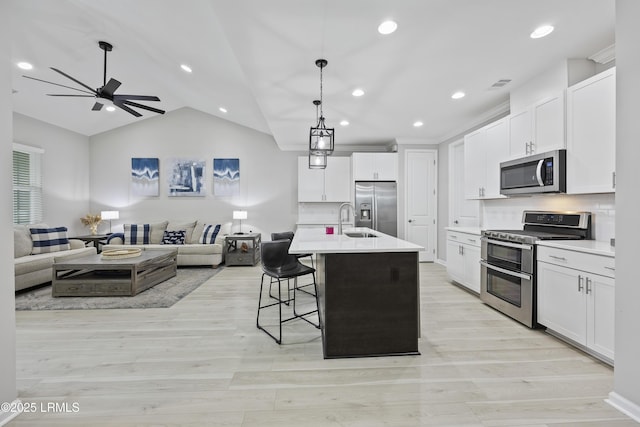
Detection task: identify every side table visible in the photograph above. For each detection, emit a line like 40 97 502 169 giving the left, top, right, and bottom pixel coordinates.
71 234 110 253
225 233 261 266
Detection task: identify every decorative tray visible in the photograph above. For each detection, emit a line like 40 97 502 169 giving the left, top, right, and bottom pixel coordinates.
101 248 142 259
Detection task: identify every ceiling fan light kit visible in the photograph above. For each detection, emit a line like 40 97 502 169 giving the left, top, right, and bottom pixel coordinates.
309 58 334 162
23 40 165 117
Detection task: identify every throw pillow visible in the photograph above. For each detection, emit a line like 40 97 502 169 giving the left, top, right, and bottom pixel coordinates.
29 226 71 254
162 230 186 245
148 220 169 244
199 224 221 244
123 224 151 245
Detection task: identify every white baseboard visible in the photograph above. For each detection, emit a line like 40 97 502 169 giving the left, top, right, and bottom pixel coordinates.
435 258 446 267
0 399 22 426
606 391 640 423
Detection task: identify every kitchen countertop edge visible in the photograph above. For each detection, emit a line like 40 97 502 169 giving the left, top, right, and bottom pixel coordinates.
290 227 424 254
536 240 615 257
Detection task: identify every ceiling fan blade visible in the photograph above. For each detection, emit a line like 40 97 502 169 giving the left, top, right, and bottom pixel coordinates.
50 67 96 93
113 94 161 102
47 94 95 97
101 78 121 97
92 102 104 111
23 75 95 95
122 100 166 115
113 100 142 117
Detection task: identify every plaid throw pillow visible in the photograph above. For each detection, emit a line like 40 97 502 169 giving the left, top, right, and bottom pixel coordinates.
30 227 71 254
123 224 151 245
162 230 186 245
199 224 221 244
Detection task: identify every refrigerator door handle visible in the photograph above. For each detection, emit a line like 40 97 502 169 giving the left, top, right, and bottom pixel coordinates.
372 188 377 231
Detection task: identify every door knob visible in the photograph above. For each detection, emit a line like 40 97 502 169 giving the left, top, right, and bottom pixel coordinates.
408 219 414 223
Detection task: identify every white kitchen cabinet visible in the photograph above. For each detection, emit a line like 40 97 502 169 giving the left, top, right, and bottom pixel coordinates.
566 67 616 194
298 156 350 202
463 117 509 199
352 152 398 181
508 93 565 158
446 230 481 293
537 246 615 363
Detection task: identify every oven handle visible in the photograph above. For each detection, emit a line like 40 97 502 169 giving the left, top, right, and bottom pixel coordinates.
480 260 532 281
482 238 533 251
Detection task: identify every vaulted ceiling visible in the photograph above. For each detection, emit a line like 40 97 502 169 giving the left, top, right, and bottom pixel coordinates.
11 0 615 151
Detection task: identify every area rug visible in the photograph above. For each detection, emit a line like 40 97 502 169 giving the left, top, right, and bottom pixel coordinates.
15 267 222 311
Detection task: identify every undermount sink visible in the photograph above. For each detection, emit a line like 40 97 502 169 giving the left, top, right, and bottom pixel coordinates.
344 232 378 238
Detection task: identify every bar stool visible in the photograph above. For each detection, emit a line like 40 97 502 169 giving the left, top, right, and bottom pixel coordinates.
270 231 315 302
257 240 320 344
271 231 314 268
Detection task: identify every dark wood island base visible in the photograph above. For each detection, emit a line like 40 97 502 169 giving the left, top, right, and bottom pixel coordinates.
316 251 420 359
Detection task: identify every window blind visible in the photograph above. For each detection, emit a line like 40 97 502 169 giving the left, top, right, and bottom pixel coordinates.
12 147 43 224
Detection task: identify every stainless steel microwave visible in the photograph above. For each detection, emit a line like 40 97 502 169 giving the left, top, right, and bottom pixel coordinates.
500 149 566 196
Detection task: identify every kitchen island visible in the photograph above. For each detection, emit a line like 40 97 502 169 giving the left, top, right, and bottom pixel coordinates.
290 227 423 358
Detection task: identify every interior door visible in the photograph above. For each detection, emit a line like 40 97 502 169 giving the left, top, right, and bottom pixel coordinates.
405 149 436 262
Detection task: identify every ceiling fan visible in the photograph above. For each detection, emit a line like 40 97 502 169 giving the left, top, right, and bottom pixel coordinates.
23 41 165 117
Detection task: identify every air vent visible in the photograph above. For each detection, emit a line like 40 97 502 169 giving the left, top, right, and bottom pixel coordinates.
490 79 512 89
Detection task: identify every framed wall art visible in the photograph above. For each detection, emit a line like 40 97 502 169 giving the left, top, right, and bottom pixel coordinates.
167 158 206 197
131 157 159 196
213 158 240 196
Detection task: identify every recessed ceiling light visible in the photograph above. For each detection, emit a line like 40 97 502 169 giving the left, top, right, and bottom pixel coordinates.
219 107 228 113
413 121 424 128
378 20 398 35
180 64 193 73
451 91 465 99
17 62 33 70
105 106 116 112
340 120 349 126
352 88 365 97
530 25 554 39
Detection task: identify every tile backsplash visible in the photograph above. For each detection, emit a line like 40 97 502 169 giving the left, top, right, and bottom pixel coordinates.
482 193 615 242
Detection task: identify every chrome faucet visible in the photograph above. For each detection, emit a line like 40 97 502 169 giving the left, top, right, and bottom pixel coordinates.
338 202 355 235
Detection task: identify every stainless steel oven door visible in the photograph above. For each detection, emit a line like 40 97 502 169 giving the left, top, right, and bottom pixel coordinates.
480 261 535 328
481 238 534 274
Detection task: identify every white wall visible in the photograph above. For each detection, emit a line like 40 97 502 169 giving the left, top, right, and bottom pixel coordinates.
13 113 91 234
0 0 18 423
610 0 640 419
89 107 299 237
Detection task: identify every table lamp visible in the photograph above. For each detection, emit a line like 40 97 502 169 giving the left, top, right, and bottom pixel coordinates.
101 210 120 234
233 210 247 234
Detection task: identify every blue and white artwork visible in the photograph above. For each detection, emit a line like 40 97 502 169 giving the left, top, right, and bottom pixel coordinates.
213 158 240 196
131 158 159 196
167 158 206 197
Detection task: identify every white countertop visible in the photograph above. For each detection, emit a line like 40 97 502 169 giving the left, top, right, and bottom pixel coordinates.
536 240 615 258
289 227 424 254
445 226 482 235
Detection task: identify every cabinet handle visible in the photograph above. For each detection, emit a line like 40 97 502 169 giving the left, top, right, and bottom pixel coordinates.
612 171 616 189
586 277 592 295
454 220 459 224
604 266 615 271
578 275 584 292
468 238 477 243
549 255 567 261
526 142 530 155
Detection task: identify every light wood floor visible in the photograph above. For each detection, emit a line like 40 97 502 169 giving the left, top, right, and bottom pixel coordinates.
9 263 636 426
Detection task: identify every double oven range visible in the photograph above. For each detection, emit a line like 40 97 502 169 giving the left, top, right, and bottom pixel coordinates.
480 211 592 328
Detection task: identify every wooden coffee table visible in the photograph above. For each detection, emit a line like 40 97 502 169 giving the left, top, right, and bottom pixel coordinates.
52 249 178 297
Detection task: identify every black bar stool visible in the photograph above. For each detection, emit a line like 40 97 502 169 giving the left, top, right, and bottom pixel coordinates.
257 239 320 344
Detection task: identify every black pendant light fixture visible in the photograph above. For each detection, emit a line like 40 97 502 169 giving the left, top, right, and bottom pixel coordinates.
309 99 328 169
309 58 334 156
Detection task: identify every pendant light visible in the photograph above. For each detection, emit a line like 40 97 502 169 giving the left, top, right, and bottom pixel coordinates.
309 99 327 169
309 59 334 155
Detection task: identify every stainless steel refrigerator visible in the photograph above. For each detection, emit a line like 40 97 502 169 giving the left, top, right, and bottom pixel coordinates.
354 181 398 237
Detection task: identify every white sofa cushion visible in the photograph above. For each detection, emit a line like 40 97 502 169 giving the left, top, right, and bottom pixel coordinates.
167 220 197 243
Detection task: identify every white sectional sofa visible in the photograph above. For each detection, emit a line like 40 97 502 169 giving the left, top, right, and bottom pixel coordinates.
102 220 231 268
14 224 97 292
